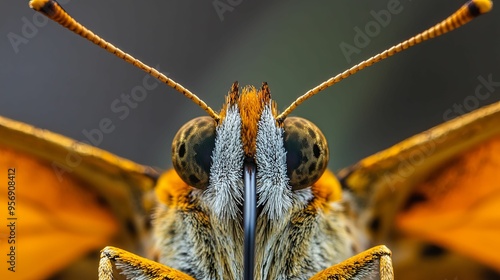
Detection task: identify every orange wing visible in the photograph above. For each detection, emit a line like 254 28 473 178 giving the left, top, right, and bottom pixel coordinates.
0 116 158 280
338 101 500 279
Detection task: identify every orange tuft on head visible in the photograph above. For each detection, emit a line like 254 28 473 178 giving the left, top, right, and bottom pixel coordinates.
219 83 276 158
238 86 264 157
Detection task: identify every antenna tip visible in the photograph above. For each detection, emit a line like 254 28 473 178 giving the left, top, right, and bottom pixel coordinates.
29 0 57 16
469 0 493 16
29 0 47 10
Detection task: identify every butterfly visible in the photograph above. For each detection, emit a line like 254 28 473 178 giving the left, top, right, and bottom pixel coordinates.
0 0 497 278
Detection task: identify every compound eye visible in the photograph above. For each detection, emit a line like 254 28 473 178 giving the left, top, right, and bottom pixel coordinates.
172 116 216 189
283 117 329 190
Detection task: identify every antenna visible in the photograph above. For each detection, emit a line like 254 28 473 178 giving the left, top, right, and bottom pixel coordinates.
277 0 493 122
29 0 221 122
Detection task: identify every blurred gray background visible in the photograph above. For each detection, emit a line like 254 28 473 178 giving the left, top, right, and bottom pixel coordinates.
1 0 499 172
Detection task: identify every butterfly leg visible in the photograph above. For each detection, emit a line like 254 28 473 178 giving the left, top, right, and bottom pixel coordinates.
310 245 393 280
98 246 194 280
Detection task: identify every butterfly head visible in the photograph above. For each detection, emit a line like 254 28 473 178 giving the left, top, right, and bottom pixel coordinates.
171 82 329 221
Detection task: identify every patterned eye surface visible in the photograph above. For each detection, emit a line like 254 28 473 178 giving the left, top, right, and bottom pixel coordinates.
283 117 329 190
172 116 216 189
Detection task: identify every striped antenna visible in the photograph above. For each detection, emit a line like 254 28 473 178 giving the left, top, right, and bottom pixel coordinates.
29 0 220 122
277 0 493 121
